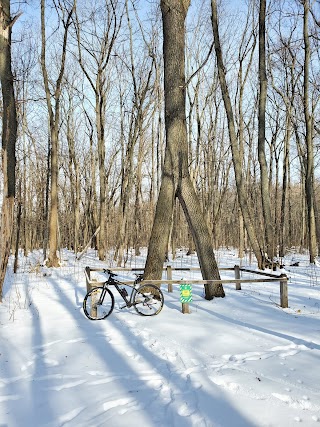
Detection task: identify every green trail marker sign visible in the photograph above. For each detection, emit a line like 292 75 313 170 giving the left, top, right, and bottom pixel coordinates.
180 284 192 303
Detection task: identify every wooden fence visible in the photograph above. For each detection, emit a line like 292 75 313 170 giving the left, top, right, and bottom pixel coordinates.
84 265 289 313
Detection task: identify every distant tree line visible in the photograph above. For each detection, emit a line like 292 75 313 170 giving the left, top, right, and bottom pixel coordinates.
0 0 319 299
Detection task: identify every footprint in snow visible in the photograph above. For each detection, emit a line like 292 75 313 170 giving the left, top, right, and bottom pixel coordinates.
279 349 300 358
177 401 196 417
125 350 141 361
171 387 199 419
209 376 240 392
160 349 177 363
118 399 144 414
43 358 59 367
138 330 150 340
272 343 308 359
159 384 172 404
51 407 85 426
225 351 272 363
45 379 86 391
21 360 34 372
103 397 136 412
147 379 163 390
272 393 314 410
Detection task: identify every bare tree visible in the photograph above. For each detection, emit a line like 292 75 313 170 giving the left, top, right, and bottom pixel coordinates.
74 0 123 260
268 10 301 257
145 0 224 299
63 83 81 254
302 0 318 262
211 0 264 268
40 0 75 266
113 0 156 265
235 0 257 259
258 0 275 261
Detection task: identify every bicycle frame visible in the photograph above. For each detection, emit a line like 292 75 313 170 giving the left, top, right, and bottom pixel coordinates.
102 272 142 309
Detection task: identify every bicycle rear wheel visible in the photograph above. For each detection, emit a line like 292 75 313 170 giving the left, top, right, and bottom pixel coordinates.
133 284 164 316
83 287 115 320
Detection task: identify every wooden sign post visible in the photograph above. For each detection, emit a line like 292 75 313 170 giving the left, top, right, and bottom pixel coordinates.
180 284 192 314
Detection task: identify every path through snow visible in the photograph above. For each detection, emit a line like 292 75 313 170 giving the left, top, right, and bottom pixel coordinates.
0 249 320 426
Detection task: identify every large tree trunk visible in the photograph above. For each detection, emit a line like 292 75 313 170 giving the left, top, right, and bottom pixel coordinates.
0 0 17 300
144 0 224 299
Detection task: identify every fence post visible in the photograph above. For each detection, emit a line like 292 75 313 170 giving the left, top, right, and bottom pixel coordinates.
85 266 91 293
85 266 98 318
167 265 173 292
280 274 288 308
235 265 241 290
182 302 190 314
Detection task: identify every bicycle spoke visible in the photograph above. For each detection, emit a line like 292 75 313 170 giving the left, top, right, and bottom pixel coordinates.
83 287 115 320
133 285 164 316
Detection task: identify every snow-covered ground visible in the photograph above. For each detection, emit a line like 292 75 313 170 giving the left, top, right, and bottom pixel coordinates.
0 248 320 427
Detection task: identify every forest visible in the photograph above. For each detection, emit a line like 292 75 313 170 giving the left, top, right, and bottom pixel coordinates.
0 0 320 299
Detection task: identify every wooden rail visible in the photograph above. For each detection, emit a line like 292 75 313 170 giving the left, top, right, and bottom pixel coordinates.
84 265 289 312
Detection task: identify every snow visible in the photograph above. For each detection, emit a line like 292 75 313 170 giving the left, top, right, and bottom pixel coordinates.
1 248 320 427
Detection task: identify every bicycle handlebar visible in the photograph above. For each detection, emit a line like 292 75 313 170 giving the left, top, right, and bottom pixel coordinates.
103 269 143 284
103 268 116 278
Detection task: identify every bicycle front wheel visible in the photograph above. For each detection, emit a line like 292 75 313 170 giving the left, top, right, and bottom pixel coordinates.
83 287 115 320
133 284 164 316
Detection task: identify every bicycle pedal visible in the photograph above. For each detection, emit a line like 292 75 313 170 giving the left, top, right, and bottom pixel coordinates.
119 304 127 310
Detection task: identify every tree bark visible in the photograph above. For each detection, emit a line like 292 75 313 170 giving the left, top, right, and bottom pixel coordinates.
145 0 224 299
0 0 17 300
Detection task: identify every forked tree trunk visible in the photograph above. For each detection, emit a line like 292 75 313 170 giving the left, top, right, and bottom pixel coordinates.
144 0 224 299
0 0 17 300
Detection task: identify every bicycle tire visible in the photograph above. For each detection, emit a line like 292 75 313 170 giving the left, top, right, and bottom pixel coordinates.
83 287 115 320
133 284 164 316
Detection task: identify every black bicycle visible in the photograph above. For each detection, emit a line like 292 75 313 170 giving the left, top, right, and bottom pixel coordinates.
83 269 164 320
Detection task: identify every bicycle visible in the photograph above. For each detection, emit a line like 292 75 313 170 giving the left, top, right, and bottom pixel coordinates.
83 269 164 320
